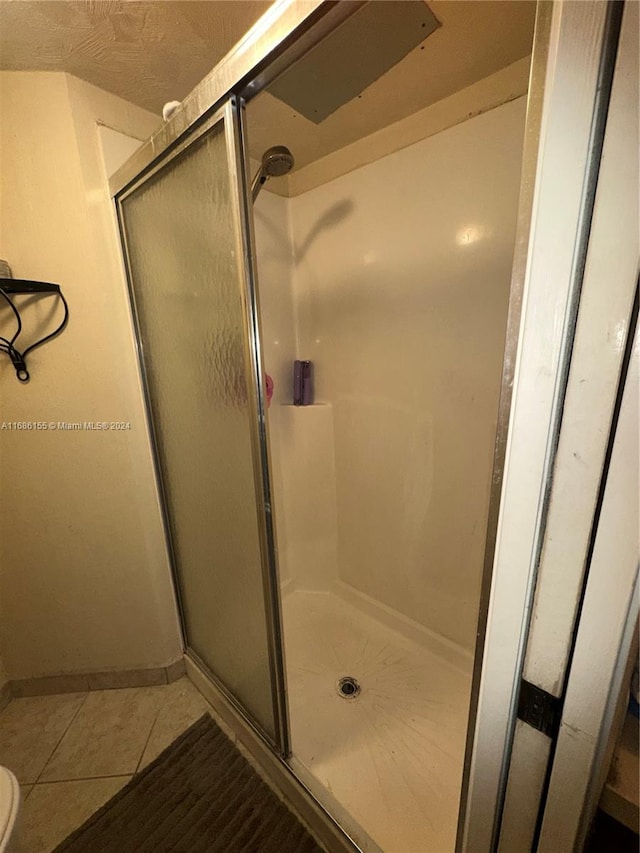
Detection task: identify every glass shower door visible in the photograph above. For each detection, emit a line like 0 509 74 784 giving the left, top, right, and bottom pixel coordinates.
117 100 286 747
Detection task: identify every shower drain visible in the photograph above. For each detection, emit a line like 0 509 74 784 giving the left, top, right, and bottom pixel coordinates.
337 676 361 700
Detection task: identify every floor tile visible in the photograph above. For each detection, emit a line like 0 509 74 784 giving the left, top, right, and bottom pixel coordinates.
11 776 130 853
138 676 212 770
39 686 164 781
0 694 86 784
19 785 33 801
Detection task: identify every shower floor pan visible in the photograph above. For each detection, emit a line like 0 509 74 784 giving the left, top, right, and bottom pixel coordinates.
282 590 472 853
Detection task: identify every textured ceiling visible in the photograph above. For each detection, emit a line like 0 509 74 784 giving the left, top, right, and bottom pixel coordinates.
0 0 536 170
0 0 271 113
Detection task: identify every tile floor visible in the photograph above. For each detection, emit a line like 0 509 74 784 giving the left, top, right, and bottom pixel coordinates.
283 590 473 853
1 676 214 852
2 601 474 853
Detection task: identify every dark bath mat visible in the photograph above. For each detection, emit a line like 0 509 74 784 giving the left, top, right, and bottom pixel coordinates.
53 713 324 853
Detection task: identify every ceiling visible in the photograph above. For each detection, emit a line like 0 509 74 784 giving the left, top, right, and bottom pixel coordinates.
0 0 536 170
0 0 271 112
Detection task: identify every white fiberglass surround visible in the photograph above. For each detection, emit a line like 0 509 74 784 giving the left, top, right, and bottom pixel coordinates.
254 96 526 658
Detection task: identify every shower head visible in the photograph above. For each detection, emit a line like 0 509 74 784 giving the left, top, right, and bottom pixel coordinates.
251 145 294 201
262 145 294 177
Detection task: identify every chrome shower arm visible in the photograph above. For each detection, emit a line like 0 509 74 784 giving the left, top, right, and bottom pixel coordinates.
251 168 269 201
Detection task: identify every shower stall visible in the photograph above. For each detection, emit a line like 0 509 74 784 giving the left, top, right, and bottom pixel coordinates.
109 1 633 850
112 7 532 849
248 89 526 852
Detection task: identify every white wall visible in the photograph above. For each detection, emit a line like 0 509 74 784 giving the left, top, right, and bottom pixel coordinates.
0 72 182 680
257 97 526 652
97 125 145 181
288 57 530 197
254 189 340 594
253 190 295 589
253 189 340 593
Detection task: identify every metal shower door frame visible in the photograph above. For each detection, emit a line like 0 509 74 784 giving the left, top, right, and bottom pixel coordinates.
109 1 365 200
109 0 370 767
115 98 290 755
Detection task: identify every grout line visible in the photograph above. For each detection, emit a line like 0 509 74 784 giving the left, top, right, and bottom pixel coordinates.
134 706 161 775
33 691 91 786
30 772 133 787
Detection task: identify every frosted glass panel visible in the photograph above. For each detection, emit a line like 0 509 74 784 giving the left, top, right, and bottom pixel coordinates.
121 118 275 738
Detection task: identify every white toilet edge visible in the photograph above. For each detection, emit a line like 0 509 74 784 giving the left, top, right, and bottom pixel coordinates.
0 766 20 852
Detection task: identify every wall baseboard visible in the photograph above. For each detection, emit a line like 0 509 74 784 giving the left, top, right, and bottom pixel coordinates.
7 657 186 698
0 681 11 713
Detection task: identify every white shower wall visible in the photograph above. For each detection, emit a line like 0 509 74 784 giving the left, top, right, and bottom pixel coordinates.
253 192 339 593
253 191 295 591
255 96 526 654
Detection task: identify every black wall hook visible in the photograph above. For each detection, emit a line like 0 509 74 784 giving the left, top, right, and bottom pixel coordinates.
0 280 69 382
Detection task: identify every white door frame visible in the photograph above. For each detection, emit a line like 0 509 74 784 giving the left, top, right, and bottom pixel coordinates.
458 1 634 849
499 0 639 847
539 308 638 851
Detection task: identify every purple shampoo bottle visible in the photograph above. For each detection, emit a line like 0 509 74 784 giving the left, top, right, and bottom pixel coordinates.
293 360 313 405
